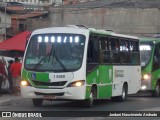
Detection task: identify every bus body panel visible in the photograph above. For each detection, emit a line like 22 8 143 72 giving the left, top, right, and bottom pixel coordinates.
86 66 113 99
21 85 86 100
112 66 141 96
21 68 87 100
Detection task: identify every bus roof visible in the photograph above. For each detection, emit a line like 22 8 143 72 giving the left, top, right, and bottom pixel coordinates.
89 28 139 39
32 25 139 40
139 37 160 43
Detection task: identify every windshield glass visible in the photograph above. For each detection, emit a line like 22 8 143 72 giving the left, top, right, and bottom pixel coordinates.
24 34 86 72
140 42 153 67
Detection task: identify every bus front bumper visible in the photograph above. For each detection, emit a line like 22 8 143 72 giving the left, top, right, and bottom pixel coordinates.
20 86 86 100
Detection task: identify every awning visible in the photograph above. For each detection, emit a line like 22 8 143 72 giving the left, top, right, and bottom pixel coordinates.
0 31 31 51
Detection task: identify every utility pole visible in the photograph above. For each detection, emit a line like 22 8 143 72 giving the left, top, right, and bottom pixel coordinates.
4 2 7 40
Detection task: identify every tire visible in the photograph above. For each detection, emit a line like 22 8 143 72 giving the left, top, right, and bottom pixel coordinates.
84 87 97 107
152 83 160 97
32 99 43 106
117 84 128 102
111 96 118 102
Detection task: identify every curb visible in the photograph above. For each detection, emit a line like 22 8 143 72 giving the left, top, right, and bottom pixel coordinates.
0 99 12 107
0 96 29 107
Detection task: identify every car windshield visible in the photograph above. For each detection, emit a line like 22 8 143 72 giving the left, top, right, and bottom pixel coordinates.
140 42 153 68
24 34 86 72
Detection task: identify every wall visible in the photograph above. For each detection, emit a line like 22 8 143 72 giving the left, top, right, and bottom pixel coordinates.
50 7 160 37
0 11 11 42
26 18 50 31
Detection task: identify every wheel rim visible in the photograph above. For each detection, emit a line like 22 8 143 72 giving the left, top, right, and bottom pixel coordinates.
122 88 126 100
155 85 160 96
90 92 93 104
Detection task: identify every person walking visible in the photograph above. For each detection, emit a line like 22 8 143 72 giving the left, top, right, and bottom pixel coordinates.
0 59 7 96
7 60 13 94
10 57 22 96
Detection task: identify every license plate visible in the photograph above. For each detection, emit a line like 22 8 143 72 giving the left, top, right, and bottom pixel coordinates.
44 95 56 100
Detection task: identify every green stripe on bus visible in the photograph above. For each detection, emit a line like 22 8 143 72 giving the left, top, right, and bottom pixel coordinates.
86 65 113 99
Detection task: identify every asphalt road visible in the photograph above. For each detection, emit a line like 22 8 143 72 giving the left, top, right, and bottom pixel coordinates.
0 93 160 120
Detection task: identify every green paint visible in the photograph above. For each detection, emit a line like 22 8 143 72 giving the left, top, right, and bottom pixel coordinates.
86 65 113 99
140 37 160 90
22 69 49 88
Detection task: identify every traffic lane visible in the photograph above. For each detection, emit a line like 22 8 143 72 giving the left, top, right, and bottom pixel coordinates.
1 95 160 120
1 95 160 111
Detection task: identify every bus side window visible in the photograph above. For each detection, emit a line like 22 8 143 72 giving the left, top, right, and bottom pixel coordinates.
130 40 140 64
87 35 99 63
87 34 99 72
109 37 120 64
99 36 109 63
120 39 130 64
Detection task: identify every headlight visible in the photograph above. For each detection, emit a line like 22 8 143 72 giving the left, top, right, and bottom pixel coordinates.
141 85 147 90
67 80 85 87
142 74 151 80
21 80 31 86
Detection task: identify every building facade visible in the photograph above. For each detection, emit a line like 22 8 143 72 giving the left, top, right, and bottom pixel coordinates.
0 11 11 42
3 0 58 6
50 0 160 37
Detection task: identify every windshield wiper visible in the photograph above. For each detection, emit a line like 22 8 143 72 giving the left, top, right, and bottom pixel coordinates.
32 53 50 71
32 44 68 72
54 53 68 72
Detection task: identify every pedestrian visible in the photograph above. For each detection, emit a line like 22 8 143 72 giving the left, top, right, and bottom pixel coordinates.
10 57 22 96
7 60 13 94
0 59 7 96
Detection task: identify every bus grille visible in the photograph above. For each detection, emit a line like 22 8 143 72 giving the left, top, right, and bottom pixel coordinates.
32 81 67 86
34 92 64 96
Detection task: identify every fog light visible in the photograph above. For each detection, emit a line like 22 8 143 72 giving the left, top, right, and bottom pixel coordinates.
141 85 147 90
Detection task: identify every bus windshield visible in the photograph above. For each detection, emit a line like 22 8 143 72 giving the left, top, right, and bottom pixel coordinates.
140 42 153 67
24 34 85 72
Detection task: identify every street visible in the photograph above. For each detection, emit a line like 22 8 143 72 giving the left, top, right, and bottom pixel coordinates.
0 93 160 119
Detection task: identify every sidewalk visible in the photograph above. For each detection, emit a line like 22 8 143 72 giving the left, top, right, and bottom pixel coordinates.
0 92 27 107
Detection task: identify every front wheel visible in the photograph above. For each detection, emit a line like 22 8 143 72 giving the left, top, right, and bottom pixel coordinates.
83 87 97 107
152 83 160 97
32 99 43 106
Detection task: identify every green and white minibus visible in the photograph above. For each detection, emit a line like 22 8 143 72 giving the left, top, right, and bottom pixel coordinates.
140 37 160 96
21 25 141 107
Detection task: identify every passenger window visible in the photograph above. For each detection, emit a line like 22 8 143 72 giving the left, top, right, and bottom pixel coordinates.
99 36 110 63
153 44 160 71
109 37 120 64
130 40 140 65
120 39 130 64
87 35 99 63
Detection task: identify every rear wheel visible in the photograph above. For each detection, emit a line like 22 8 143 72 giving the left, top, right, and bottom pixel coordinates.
32 99 43 106
117 84 128 102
